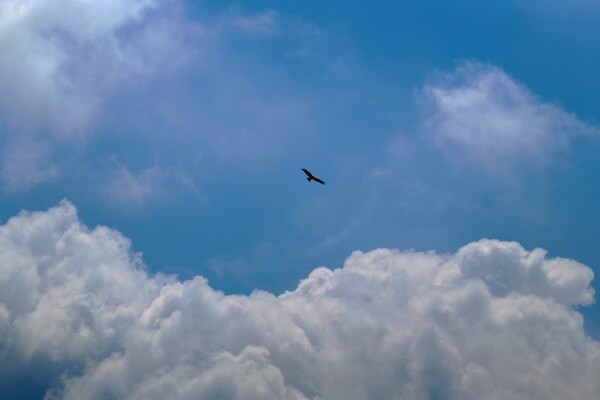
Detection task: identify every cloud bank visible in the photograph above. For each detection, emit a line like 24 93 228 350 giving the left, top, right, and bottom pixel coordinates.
422 62 598 171
0 201 598 399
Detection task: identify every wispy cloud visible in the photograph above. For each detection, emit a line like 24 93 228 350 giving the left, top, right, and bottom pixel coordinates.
421 61 599 172
0 0 195 189
1 138 57 191
229 10 280 35
0 0 192 136
1 201 598 399
104 165 165 204
103 162 203 206
0 2 325 192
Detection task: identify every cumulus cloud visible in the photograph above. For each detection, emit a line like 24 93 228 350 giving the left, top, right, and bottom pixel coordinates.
421 61 599 170
0 201 599 399
0 0 193 189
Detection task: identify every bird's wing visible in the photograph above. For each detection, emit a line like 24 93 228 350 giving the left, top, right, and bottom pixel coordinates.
313 177 325 185
302 168 312 177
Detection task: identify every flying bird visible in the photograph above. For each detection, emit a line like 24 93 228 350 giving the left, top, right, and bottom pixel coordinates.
302 168 325 185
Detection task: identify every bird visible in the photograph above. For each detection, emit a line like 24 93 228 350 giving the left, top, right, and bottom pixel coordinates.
302 168 325 185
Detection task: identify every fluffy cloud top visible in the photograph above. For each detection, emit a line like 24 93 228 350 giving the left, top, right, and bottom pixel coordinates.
422 62 598 170
0 201 598 399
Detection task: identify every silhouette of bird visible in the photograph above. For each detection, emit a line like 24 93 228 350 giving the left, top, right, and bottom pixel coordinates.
302 168 325 185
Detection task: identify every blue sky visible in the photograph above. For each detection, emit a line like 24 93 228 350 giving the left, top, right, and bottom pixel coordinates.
5 0 599 318
1 1 600 398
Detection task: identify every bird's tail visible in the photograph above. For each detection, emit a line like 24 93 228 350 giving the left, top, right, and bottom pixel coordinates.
307 177 312 182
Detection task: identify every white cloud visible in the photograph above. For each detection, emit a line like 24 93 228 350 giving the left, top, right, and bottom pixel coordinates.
0 0 190 136
0 0 194 188
421 61 598 171
0 201 598 399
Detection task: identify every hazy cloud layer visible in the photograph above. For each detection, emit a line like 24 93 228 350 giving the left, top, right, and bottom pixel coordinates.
0 201 598 399
422 62 598 171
